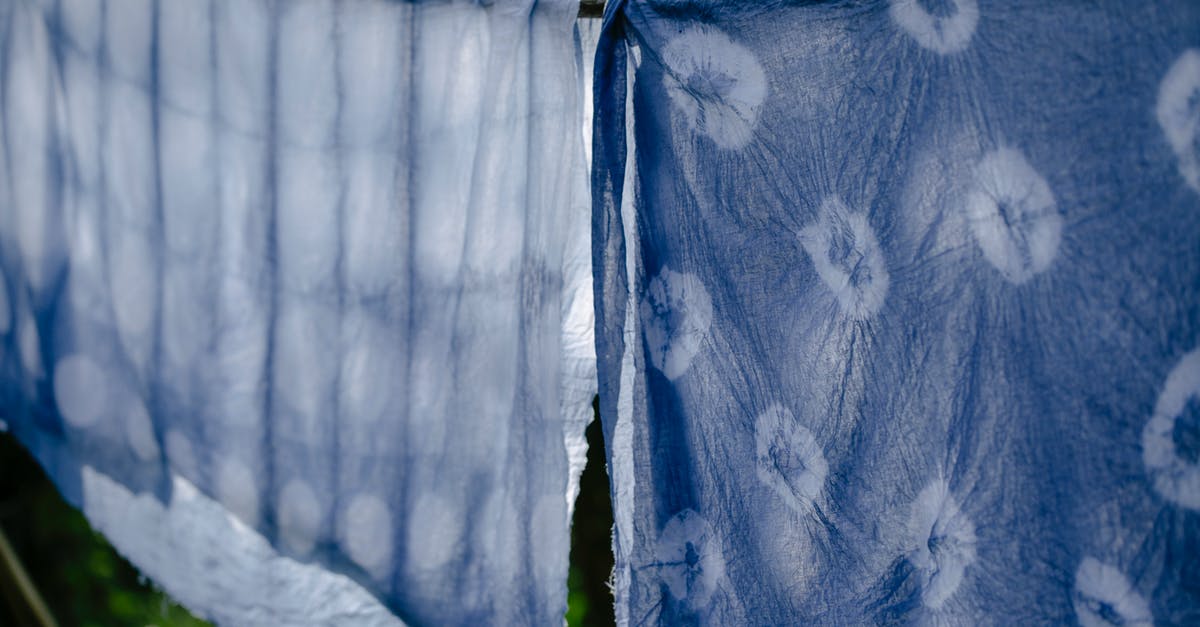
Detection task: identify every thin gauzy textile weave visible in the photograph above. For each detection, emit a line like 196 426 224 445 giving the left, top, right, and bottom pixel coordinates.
0 0 594 624
593 1 1200 624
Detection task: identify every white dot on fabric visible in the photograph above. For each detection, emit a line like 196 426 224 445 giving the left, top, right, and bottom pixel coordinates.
124 400 159 462
0 283 10 335
1157 49 1200 194
53 354 109 428
278 480 321 556
216 458 260 528
799 196 890 319
890 0 979 55
1073 557 1153 627
966 147 1061 284
18 309 41 378
342 493 393 577
655 509 726 609
1142 347 1200 510
755 404 828 512
906 479 976 609
661 25 767 150
164 429 198 477
640 267 714 380
406 493 462 573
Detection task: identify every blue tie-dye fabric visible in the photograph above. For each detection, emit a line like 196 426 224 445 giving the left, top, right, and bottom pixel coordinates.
0 1 595 624
592 1 1200 624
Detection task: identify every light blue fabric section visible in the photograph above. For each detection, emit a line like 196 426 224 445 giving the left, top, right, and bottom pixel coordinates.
593 1 1200 624
0 1 595 624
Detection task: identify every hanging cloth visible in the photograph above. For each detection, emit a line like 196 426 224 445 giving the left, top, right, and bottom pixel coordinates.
592 0 1200 623
0 0 595 624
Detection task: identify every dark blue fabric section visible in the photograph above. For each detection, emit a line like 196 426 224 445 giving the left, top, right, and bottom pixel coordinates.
594 1 1200 624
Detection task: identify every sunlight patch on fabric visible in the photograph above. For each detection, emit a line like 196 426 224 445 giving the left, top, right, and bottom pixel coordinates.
54 354 109 428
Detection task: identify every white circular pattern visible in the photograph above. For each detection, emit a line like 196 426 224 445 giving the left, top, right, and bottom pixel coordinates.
278 479 321 556
53 354 109 428
215 458 260 528
640 266 713 381
18 308 41 377
655 509 725 609
1072 557 1153 627
123 400 159 462
342 493 393 577
966 147 1061 284
1157 49 1200 193
906 479 976 609
662 25 767 150
799 196 890 319
405 493 461 573
755 404 828 512
1142 347 1200 510
15 206 49 294
890 0 979 55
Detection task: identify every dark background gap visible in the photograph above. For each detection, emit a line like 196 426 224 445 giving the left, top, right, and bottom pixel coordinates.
567 397 617 626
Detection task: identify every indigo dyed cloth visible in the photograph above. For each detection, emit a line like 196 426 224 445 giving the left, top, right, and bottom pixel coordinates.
0 0 595 624
593 1 1200 624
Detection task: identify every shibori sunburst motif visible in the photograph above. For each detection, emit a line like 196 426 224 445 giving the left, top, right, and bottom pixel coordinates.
799 196 890 319
640 266 714 380
1157 49 1200 193
906 479 977 609
966 147 1062 285
655 509 726 610
755 404 828 513
1143 347 1200 510
890 0 979 55
661 25 767 150
1072 558 1153 627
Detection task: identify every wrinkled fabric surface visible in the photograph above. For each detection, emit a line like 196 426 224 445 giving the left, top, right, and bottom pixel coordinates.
593 1 1200 624
0 0 595 624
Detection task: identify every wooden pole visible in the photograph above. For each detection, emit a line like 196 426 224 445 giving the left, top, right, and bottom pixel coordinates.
0 527 57 627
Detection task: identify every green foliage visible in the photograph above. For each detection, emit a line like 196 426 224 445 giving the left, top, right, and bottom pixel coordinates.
0 434 210 626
